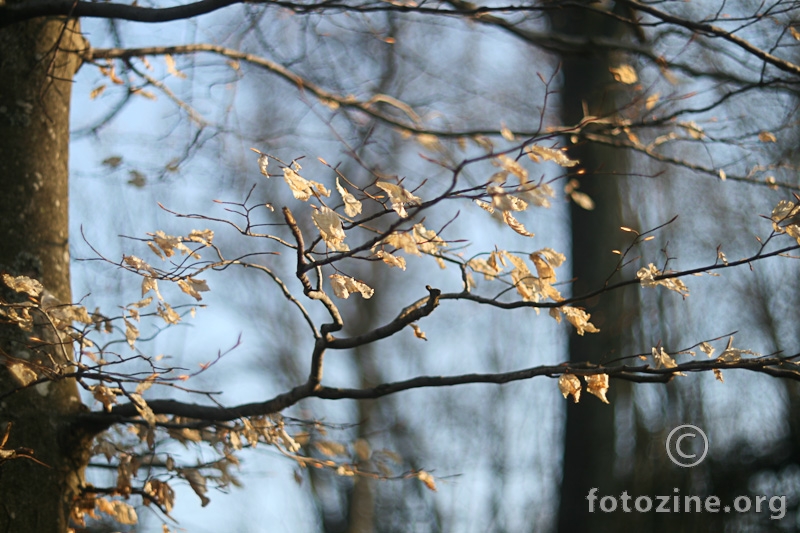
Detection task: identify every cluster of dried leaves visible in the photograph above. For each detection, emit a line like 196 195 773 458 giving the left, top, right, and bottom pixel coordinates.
1 139 793 529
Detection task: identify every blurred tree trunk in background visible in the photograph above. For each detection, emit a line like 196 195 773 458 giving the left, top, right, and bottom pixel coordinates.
550 4 632 531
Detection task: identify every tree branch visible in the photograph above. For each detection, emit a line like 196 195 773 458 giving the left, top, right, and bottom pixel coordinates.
78 353 800 427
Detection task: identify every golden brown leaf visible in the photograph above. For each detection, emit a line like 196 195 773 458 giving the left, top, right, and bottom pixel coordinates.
336 177 362 217
758 131 777 143
558 374 582 403
525 145 578 167
585 374 610 404
410 323 427 340
609 64 638 84
376 181 421 218
502 211 535 237
330 274 374 300
312 207 349 252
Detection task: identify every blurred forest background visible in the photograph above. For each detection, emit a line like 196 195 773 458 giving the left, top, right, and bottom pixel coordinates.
56 0 800 531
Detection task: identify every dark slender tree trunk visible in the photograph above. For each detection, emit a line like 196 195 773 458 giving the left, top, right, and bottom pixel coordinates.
0 14 91 533
550 5 631 532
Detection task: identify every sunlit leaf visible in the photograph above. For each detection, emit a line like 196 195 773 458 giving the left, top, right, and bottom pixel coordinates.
330 274 374 299
652 346 677 369
560 306 599 335
336 177 362 217
417 470 437 491
570 191 595 210
700 342 715 357
585 374 610 403
636 263 689 296
312 207 349 251
178 278 210 301
374 250 406 270
758 131 777 143
2 274 43 297
502 211 534 237
525 145 578 167
410 323 427 340
376 181 421 218
558 373 581 403
609 64 638 84
283 167 330 201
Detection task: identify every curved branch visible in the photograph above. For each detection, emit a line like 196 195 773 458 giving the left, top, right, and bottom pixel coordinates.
1 0 239 27
326 285 441 349
618 0 800 77
78 353 800 426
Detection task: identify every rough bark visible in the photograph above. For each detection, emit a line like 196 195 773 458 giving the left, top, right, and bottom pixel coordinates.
0 13 91 533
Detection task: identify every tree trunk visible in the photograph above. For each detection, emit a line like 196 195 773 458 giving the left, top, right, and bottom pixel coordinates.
0 14 90 533
550 5 631 532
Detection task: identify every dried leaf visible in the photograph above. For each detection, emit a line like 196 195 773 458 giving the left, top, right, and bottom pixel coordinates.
500 123 515 141
502 211 534 237
142 277 162 300
525 145 578 167
519 182 556 208
124 319 139 349
417 470 437 491
151 230 197 258
283 167 330 201
2 274 43 297
489 186 528 212
250 148 269 176
188 229 214 246
560 306 600 335
89 85 107 100
7 362 37 387
609 64 638 84
719 335 758 362
636 264 689 296
129 393 156 426
336 178 362 217
374 250 406 270
177 278 210 301
570 191 595 210
102 156 123 168
585 374 610 403
410 323 427 340
127 170 147 188
497 154 528 183
413 224 447 255
314 440 348 457
181 469 210 507
758 131 777 143
376 181 421 218
467 257 501 279
312 207 349 251
652 347 677 369
558 373 582 403
330 274 374 299
157 303 181 324
700 342 715 357
124 255 157 276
